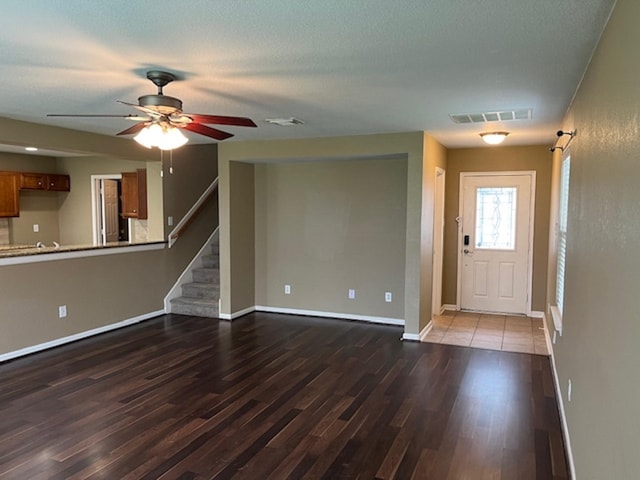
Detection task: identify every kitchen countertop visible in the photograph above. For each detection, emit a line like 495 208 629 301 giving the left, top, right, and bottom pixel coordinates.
0 241 166 259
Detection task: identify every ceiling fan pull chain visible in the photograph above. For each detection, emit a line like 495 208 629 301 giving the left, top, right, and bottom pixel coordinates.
170 149 174 175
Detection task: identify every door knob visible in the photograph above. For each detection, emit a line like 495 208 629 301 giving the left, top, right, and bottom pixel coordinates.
464 249 472 254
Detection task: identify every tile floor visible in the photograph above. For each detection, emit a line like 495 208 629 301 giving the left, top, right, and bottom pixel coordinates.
424 310 549 355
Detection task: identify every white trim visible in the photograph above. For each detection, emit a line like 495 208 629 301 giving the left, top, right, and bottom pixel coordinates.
0 310 164 363
530 310 545 319
254 306 404 326
419 321 433 341
442 304 458 312
402 333 420 341
168 177 218 248
219 305 256 321
456 171 536 315
544 316 576 479
91 174 123 246
0 242 165 266
550 305 563 336
164 228 219 313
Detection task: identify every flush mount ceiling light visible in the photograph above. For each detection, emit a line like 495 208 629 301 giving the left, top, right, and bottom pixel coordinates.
480 132 509 145
134 123 189 150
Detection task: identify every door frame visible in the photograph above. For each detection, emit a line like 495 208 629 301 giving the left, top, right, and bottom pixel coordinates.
91 174 127 245
432 166 446 316
455 171 536 315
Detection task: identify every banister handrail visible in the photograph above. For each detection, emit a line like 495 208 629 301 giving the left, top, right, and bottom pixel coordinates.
168 177 218 248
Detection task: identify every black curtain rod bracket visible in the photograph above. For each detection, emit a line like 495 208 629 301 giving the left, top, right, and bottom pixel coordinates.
549 130 576 152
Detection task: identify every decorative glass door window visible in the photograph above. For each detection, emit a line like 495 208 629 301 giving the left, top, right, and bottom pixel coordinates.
475 187 517 250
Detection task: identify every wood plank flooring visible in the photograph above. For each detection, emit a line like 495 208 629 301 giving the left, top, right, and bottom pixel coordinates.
0 313 568 479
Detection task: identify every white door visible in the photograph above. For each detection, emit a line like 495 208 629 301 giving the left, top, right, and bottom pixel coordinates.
459 172 534 314
102 179 119 243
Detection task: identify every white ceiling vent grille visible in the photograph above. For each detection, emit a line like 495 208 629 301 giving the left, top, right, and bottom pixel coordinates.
265 117 304 126
449 109 532 124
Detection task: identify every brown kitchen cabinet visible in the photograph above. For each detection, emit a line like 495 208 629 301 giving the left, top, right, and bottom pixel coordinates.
121 169 148 219
20 172 70 192
47 174 71 191
0 172 20 217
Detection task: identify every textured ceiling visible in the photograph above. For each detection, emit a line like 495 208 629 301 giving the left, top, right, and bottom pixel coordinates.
0 0 615 149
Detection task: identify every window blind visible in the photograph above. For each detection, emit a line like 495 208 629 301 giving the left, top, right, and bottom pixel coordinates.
556 156 571 313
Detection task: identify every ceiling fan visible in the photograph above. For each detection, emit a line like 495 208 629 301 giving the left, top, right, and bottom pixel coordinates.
48 70 257 148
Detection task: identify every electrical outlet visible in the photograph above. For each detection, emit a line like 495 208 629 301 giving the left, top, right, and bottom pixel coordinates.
284 284 291 295
348 289 356 299
58 305 67 318
167 216 174 226
385 292 392 302
567 379 572 402
33 224 39 233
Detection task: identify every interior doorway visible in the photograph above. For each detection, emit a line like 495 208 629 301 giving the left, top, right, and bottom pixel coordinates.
457 171 535 315
91 175 129 245
432 167 445 316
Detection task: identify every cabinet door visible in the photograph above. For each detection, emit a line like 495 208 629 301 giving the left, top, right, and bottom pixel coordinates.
121 169 147 219
0 172 20 217
46 174 71 191
20 172 47 190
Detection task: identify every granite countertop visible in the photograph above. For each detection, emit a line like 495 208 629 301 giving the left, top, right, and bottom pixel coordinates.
0 241 166 259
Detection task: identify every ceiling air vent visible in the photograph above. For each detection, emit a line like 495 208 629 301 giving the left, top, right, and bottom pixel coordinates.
265 117 304 126
449 109 532 124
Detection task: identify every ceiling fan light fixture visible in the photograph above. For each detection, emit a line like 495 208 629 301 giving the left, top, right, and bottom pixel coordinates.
158 126 188 150
480 131 509 145
134 123 188 150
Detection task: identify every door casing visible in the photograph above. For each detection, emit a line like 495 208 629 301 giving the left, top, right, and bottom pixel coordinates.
455 171 536 315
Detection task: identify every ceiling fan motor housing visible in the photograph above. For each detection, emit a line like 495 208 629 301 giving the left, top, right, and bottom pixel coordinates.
138 94 183 115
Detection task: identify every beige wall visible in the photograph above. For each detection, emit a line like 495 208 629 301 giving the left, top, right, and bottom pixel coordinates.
219 132 439 335
57 155 160 245
442 146 552 312
0 119 219 357
254 157 408 319
547 1 640 477
420 134 448 329
0 152 61 245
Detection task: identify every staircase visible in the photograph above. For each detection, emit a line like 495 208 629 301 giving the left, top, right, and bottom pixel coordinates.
170 237 220 318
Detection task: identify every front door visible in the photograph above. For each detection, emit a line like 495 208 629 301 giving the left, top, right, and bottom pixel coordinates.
459 172 534 314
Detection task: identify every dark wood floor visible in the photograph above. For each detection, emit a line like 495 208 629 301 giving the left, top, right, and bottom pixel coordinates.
0 313 568 479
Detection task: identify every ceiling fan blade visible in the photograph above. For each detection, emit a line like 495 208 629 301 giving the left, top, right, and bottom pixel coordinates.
182 123 234 141
47 113 149 121
116 122 147 136
182 113 257 128
116 100 162 118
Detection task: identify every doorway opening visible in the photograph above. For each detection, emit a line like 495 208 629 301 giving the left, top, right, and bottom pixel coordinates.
456 171 535 315
91 175 130 245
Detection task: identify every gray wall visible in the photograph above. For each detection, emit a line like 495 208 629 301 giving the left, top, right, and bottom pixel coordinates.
548 0 640 477
218 132 441 335
254 157 408 319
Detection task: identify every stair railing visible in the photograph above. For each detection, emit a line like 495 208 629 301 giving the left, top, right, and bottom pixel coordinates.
167 177 218 248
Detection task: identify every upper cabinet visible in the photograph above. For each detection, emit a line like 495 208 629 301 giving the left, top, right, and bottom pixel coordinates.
121 169 148 219
20 172 70 192
0 172 20 217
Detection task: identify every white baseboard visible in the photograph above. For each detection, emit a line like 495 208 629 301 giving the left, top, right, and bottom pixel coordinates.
254 306 404 326
402 333 420 341
0 310 164 363
543 315 576 479
402 320 432 342
530 310 545 318
219 305 256 321
442 304 457 312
